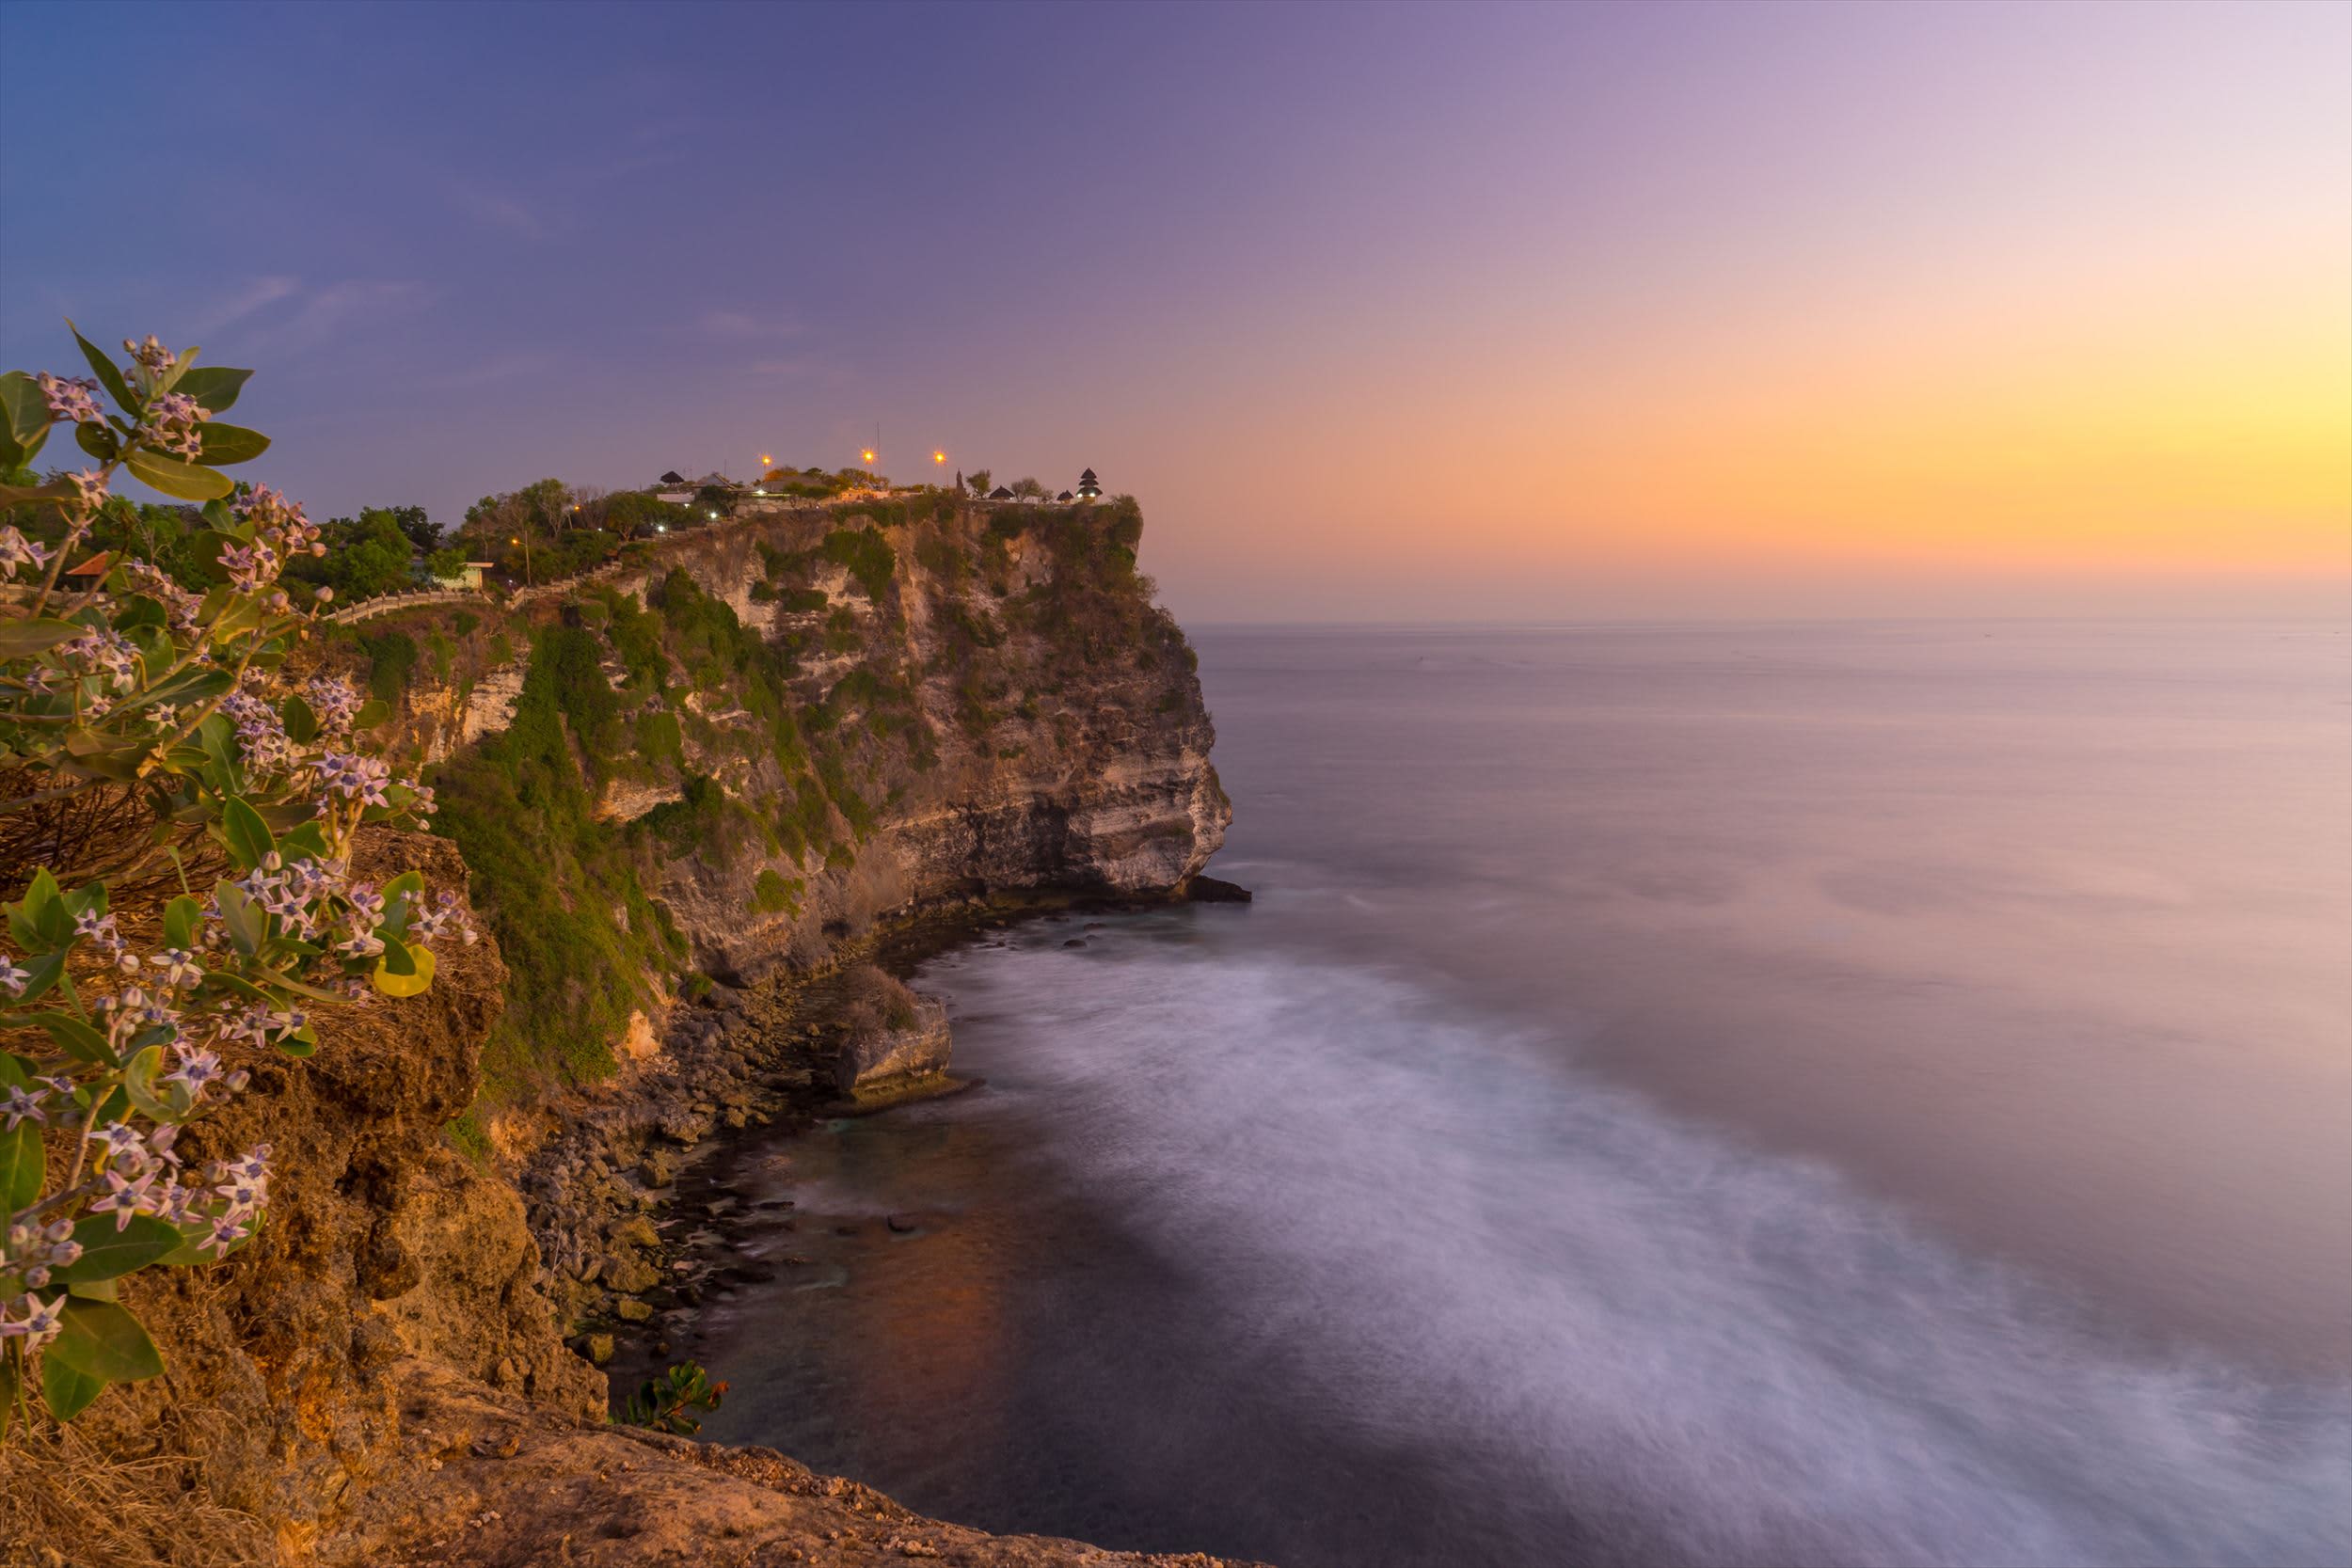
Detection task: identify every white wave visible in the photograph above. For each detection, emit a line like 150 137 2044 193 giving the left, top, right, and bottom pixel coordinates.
926 936 2352 1568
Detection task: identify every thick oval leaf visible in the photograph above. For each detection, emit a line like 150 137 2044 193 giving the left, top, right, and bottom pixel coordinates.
220 795 274 872
372 940 435 998
174 365 251 415
27 1012 113 1067
55 1214 181 1284
0 618 83 660
67 320 138 415
120 1043 191 1124
0 370 50 442
163 894 202 950
215 880 263 957
123 447 234 501
46 1296 164 1383
41 1354 104 1421
279 692 320 744
192 421 268 467
0 1121 43 1212
73 420 119 462
6 949 63 1006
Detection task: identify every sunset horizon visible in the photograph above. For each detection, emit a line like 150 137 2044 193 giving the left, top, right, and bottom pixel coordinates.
5 0 2344 623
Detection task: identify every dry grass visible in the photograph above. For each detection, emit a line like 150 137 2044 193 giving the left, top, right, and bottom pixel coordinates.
0 1407 271 1568
837 963 921 1044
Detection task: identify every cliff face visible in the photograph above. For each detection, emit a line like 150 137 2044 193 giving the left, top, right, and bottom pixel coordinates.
1 497 1245 1567
580 496 1228 978
365 495 1226 1108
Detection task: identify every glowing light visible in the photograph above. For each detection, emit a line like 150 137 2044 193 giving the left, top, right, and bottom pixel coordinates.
861 449 876 465
932 451 946 464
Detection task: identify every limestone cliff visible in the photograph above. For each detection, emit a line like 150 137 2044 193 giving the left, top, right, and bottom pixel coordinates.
359 494 1225 1114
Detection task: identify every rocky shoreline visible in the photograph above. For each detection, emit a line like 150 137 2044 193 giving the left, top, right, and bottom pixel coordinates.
514 889 1223 1417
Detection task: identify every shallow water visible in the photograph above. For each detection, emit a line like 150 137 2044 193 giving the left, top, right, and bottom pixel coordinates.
691 622 2352 1566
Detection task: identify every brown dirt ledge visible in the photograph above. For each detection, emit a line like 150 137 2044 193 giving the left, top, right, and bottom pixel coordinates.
0 831 1259 1568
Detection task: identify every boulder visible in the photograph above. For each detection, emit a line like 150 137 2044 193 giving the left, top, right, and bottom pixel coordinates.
604 1256 661 1294
614 1299 654 1323
835 997 952 1095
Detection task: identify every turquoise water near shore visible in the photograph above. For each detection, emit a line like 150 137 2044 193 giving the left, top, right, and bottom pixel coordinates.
691 623 2352 1566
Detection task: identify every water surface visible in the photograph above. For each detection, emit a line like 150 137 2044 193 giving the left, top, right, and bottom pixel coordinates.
692 622 2352 1566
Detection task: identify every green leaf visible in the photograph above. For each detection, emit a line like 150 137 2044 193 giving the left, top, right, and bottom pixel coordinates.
65 320 138 415
25 1012 111 1067
220 795 274 872
215 881 262 957
280 692 320 745
72 421 118 463
275 1023 317 1059
199 969 268 1004
120 1043 190 1124
0 619 83 660
17 867 66 947
0 420 45 471
41 1355 103 1421
372 940 435 999
192 421 268 467
379 869 425 939
163 895 202 950
174 365 251 416
0 1121 42 1213
6 950 63 1006
0 474 71 510
0 371 50 442
123 448 234 501
353 699 390 730
55 1215 180 1284
46 1296 163 1383
21 864 66 949
278 821 327 860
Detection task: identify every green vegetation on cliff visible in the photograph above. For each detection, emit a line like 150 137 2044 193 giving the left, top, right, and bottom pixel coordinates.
421 495 1205 1132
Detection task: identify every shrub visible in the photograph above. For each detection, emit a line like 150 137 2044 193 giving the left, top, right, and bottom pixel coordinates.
752 869 801 915
360 629 418 702
819 526 894 602
0 331 456 1425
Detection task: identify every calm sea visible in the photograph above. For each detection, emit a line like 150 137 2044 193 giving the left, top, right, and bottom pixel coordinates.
690 622 2352 1567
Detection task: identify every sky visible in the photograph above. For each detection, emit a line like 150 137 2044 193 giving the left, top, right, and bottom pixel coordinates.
3 0 2346 623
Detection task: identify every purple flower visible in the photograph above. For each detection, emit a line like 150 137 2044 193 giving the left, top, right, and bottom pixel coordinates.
199 1216 249 1258
88 1168 156 1231
87 1120 144 1163
0 526 51 581
35 372 104 426
0 1085 44 1130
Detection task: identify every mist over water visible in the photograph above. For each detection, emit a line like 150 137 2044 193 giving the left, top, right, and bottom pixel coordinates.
696 623 2352 1566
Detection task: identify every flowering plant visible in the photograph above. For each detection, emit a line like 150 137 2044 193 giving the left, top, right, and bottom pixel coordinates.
0 328 460 1427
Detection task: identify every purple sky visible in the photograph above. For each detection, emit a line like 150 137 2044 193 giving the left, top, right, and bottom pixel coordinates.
5 1 2346 620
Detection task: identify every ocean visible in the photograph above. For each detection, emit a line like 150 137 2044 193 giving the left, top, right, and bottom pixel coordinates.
688 622 2352 1567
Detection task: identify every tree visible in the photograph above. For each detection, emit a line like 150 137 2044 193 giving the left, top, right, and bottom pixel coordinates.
965 469 993 497
386 504 437 553
1009 476 1046 499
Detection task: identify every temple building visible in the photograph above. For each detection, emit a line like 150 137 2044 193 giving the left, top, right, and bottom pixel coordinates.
1076 467 1101 499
